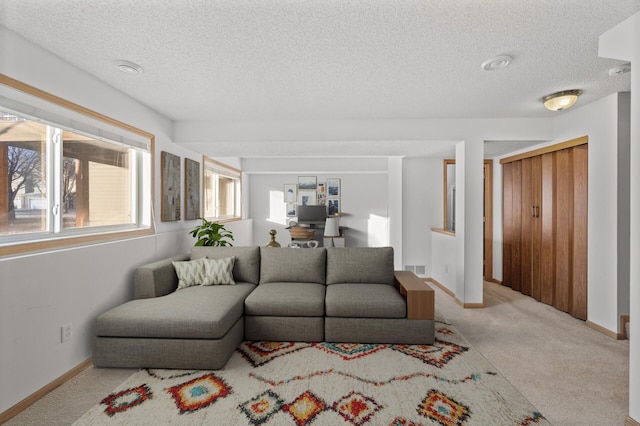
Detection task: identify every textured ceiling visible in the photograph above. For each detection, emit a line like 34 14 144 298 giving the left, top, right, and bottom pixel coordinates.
0 1 638 156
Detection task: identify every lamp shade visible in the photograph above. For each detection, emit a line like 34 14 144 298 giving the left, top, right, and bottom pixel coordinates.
542 90 582 111
324 217 340 237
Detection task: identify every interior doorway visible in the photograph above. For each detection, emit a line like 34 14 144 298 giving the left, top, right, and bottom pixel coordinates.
483 160 493 281
442 159 494 282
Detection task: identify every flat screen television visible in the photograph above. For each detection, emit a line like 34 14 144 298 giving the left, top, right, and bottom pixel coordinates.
297 205 327 222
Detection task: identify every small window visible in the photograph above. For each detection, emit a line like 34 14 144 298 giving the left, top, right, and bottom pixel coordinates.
203 158 241 221
1 75 153 255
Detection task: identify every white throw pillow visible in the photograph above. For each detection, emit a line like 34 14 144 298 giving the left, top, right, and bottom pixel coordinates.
172 258 205 290
201 256 236 285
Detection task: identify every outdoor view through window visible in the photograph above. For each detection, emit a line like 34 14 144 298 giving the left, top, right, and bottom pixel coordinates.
1 111 135 238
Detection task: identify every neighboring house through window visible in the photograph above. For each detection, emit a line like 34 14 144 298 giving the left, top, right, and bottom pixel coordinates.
0 75 153 255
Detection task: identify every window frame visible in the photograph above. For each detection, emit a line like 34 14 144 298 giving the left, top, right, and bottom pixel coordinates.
442 158 456 232
202 157 242 223
0 74 155 257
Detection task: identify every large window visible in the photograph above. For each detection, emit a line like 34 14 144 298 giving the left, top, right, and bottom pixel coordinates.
203 158 241 221
0 75 153 254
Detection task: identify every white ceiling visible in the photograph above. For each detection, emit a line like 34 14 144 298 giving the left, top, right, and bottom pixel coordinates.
1 0 638 158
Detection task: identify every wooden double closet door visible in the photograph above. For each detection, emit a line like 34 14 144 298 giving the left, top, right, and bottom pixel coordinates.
502 139 588 320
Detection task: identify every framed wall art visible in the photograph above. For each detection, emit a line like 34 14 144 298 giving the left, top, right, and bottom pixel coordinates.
184 158 200 220
327 178 341 197
328 198 340 216
161 151 181 221
317 182 326 205
298 176 317 190
286 203 297 217
298 190 317 206
284 184 297 203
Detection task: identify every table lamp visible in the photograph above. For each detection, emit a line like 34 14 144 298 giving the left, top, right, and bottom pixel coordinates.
324 217 340 247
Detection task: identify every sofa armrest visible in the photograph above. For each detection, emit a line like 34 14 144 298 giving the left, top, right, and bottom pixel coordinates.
133 254 190 299
394 271 435 320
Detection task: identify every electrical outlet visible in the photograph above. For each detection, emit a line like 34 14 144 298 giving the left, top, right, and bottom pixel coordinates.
61 323 72 343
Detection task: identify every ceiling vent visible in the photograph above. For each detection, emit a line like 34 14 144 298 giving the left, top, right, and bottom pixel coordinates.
481 55 512 71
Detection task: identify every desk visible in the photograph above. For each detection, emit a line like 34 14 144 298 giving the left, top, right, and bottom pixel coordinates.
323 236 345 247
295 220 327 229
288 222 347 247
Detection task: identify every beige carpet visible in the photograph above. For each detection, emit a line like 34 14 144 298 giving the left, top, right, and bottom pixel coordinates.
434 281 629 426
4 282 629 425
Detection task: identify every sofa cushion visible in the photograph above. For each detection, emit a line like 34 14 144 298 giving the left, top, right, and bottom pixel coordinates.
201 256 236 285
259 247 326 284
172 258 205 289
325 283 406 318
245 282 326 317
191 246 260 284
96 284 256 339
326 247 395 285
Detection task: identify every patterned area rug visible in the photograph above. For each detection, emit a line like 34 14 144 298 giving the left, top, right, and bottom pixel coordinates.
74 321 549 425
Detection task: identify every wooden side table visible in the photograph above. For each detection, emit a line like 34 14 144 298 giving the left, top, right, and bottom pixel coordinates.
394 270 435 320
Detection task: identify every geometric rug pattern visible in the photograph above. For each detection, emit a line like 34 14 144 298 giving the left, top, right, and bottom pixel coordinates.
73 321 550 425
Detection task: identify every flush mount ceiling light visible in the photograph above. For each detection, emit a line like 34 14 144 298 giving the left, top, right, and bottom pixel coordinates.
481 55 512 71
542 89 583 111
114 60 144 74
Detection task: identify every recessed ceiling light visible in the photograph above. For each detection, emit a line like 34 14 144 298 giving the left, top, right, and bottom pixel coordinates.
481 55 512 71
115 60 143 74
542 89 583 111
609 63 631 76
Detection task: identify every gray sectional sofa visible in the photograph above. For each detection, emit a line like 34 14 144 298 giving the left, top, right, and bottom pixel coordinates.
93 246 435 370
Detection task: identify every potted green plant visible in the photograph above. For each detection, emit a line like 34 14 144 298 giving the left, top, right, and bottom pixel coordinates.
189 218 234 246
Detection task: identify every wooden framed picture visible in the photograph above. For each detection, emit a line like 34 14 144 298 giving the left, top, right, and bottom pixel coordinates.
284 184 297 203
327 178 341 197
184 158 200 220
317 182 326 205
328 198 340 216
298 176 317 190
286 203 297 217
161 151 181 221
298 190 317 206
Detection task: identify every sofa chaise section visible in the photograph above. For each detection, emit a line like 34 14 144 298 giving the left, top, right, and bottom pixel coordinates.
93 246 260 370
244 247 327 342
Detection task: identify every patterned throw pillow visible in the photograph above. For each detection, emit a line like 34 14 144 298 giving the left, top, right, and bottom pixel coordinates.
172 258 205 290
201 256 236 285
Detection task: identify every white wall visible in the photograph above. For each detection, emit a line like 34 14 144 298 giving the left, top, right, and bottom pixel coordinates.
431 231 456 291
0 27 211 414
243 156 444 273
223 219 255 247
455 140 484 305
244 158 390 249
0 232 190 412
388 157 403 268
599 10 640 423
403 157 443 277
552 93 629 333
